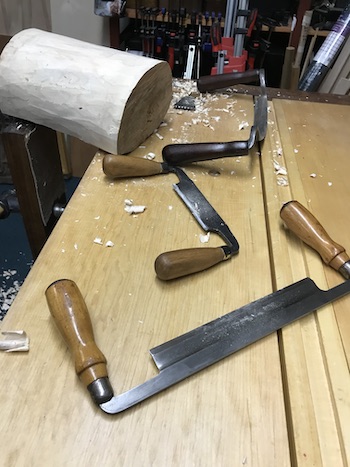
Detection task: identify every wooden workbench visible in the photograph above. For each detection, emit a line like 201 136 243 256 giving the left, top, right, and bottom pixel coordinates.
0 84 349 466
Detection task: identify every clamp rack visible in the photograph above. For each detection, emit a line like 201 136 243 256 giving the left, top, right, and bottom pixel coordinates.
211 0 250 74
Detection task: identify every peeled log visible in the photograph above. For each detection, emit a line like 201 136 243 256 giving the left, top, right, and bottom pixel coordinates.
0 28 172 154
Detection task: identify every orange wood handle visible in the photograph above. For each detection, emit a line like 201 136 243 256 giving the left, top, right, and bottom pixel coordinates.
155 247 226 280
103 154 164 179
280 200 350 271
45 279 109 388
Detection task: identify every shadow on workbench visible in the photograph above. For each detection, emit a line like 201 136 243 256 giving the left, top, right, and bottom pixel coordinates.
0 177 80 320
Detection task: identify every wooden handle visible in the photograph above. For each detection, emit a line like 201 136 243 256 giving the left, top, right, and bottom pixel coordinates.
280 200 350 271
103 154 164 179
162 141 249 165
45 279 113 403
155 247 226 280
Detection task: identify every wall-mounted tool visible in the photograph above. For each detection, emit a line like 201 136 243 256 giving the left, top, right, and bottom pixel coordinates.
162 68 267 165
46 276 350 414
102 156 239 280
155 167 239 280
280 200 350 279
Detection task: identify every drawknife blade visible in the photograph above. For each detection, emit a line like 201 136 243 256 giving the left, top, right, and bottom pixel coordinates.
100 278 350 414
171 167 239 251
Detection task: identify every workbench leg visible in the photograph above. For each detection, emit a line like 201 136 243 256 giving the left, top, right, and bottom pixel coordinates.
1 119 66 259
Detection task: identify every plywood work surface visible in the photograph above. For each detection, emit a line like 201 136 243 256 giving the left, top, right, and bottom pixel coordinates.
1 84 349 466
263 98 350 466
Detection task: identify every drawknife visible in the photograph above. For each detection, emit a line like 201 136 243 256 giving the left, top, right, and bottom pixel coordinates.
162 68 268 165
154 166 239 280
46 276 350 415
102 158 240 280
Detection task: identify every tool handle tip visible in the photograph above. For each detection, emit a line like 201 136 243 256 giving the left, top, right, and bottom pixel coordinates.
45 279 112 400
155 247 226 280
280 200 350 274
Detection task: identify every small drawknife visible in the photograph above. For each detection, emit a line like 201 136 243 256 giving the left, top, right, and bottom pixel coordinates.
103 158 239 280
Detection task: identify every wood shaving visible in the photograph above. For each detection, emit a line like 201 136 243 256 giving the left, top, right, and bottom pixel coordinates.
239 121 249 130
277 176 289 186
0 330 29 352
144 152 156 160
273 160 287 175
124 199 146 214
1 271 22 318
199 233 210 243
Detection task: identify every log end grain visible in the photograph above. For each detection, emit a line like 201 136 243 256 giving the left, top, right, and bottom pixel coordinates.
118 61 172 154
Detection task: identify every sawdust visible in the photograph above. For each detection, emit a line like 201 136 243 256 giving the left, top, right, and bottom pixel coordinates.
0 269 24 320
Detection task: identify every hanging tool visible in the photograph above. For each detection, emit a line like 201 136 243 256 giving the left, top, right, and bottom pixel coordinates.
299 2 350 91
245 8 258 69
233 0 249 57
257 17 279 68
162 68 267 165
280 200 350 279
196 13 203 79
183 11 197 79
154 167 239 280
210 15 224 74
46 276 350 414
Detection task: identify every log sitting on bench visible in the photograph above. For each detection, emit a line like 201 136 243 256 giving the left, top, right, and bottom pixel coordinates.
0 28 172 155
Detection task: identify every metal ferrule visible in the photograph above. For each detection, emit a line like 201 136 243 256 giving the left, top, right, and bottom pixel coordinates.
87 377 114 405
221 245 233 260
339 262 350 280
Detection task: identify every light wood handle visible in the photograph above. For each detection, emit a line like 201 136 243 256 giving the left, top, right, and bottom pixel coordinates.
280 200 350 271
155 247 226 280
103 154 164 179
45 279 113 403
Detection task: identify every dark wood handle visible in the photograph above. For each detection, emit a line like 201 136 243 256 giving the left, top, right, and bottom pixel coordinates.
103 154 164 178
162 141 249 165
280 200 350 271
45 279 112 396
197 69 260 92
155 247 226 280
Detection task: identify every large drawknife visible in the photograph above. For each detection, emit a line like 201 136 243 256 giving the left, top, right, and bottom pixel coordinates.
162 68 268 165
155 167 239 280
46 277 350 415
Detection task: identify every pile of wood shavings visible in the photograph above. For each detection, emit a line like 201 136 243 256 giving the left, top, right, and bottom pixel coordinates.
1 269 22 320
170 79 240 144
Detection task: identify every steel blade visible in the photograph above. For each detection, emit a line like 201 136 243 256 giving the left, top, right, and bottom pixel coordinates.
172 167 239 251
255 69 268 142
100 278 350 414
